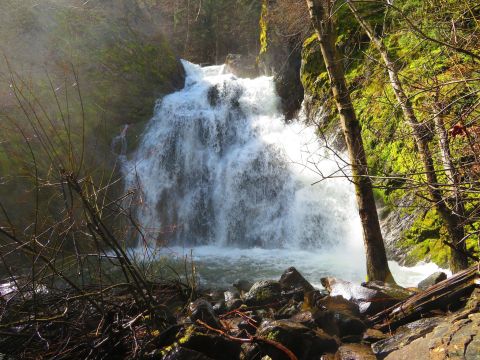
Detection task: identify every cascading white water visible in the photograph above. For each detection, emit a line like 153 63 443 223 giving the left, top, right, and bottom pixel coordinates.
122 61 447 288
123 60 362 251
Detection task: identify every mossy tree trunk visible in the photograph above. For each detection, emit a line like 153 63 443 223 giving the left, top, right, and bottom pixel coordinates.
305 0 394 283
346 0 468 273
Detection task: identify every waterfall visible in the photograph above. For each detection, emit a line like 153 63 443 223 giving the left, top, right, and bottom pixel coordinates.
122 60 363 251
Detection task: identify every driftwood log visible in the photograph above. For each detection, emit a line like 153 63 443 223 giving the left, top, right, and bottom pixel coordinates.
369 264 479 331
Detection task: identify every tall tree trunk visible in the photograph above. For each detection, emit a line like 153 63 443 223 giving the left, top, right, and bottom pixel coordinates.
346 0 468 272
305 0 394 283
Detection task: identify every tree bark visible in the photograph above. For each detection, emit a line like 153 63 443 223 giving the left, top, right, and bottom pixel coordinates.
346 0 468 272
305 0 394 283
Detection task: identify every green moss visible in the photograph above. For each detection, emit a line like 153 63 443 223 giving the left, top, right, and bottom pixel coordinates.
259 0 269 56
299 0 480 266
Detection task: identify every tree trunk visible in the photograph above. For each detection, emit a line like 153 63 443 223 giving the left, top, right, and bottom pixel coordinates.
346 0 468 272
305 0 394 283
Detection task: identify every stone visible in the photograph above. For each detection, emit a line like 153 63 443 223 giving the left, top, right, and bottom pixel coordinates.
255 319 338 360
418 272 448 291
178 326 242 360
244 280 282 306
224 289 240 302
213 300 226 315
226 298 244 311
161 347 214 360
314 296 366 339
233 279 253 293
189 299 221 328
362 328 388 343
279 267 314 292
372 317 442 357
383 311 480 360
362 280 415 301
335 344 376 360
321 277 400 315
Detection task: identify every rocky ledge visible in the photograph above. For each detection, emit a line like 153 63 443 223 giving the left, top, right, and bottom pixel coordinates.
155 266 479 360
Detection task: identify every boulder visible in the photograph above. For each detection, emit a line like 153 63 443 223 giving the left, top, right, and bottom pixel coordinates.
314 296 366 340
254 319 338 360
362 280 415 301
224 289 240 302
372 317 442 358
362 328 388 343
177 325 242 360
161 347 214 360
418 272 448 291
226 298 244 311
335 344 376 360
189 299 221 328
244 280 282 306
383 312 480 360
279 267 314 292
321 277 399 315
233 279 253 293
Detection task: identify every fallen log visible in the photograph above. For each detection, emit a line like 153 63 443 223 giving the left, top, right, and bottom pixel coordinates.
368 264 479 331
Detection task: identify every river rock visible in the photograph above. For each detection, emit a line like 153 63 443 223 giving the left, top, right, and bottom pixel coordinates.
224 289 240 302
161 347 214 360
362 280 415 301
279 267 314 292
213 300 226 315
383 311 480 360
362 328 388 343
189 299 221 328
253 319 338 360
178 325 242 360
321 277 399 315
314 296 366 340
244 280 281 306
226 298 244 311
372 317 443 357
335 344 376 360
418 271 447 291
233 279 253 293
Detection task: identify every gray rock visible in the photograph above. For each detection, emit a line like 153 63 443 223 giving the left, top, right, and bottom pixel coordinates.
244 280 281 306
189 299 221 328
253 319 338 360
233 279 253 293
335 344 376 360
225 298 244 311
372 317 442 357
279 267 314 292
418 271 447 291
224 289 240 302
314 296 367 340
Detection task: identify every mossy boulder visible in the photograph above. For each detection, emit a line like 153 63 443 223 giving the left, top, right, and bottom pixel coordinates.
244 280 281 306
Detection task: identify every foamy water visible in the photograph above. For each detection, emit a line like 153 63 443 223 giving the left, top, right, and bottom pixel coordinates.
122 61 448 289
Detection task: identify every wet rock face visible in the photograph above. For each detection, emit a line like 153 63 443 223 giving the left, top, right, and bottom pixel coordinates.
372 317 443 357
233 279 253 293
314 296 367 341
418 271 447 291
244 280 282 306
279 267 314 292
321 277 402 315
253 319 338 360
189 299 221 328
178 326 242 360
335 344 376 360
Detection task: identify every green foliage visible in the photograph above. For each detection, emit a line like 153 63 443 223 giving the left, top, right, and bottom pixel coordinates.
299 0 480 267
